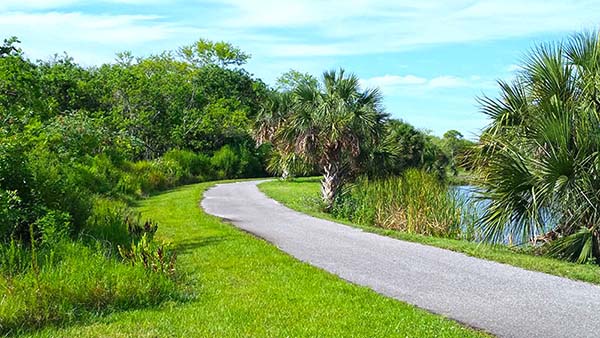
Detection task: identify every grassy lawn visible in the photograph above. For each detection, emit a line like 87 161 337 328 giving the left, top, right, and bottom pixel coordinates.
22 181 486 337
259 177 600 285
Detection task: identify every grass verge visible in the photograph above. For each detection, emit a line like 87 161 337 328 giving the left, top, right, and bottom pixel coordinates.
22 181 487 337
258 177 600 285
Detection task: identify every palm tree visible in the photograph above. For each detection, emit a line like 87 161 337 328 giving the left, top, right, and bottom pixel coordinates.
278 69 387 208
254 91 308 179
477 31 600 263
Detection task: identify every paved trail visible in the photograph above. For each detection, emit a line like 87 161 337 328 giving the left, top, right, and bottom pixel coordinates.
201 180 600 338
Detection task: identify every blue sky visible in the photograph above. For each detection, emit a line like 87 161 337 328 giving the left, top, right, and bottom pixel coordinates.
2 0 599 138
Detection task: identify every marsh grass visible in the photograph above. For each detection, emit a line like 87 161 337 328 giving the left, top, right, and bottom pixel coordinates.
333 169 475 238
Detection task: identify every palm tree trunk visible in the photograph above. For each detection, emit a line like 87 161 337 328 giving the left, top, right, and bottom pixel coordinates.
321 162 342 210
281 168 290 180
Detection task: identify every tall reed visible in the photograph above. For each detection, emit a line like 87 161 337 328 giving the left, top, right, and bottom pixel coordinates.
332 169 475 238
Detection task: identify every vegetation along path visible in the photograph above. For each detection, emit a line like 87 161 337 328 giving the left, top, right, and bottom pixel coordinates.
27 181 484 337
202 180 600 338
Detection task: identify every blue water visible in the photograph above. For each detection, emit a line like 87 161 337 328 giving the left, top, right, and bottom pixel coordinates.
452 185 557 246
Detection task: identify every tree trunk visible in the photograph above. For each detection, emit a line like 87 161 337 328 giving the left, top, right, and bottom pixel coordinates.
321 162 342 210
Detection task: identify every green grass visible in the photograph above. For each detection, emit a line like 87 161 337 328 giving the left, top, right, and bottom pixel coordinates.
0 240 177 335
259 177 600 285
22 181 487 337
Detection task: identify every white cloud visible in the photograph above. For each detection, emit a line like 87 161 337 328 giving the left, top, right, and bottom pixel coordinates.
0 0 163 11
361 75 426 88
428 76 468 89
361 74 476 94
0 11 185 63
208 0 600 57
2 0 598 62
0 0 77 11
4 13 173 45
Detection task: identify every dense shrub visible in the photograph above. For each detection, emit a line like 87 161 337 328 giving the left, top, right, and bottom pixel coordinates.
0 190 21 239
163 149 212 180
211 145 240 178
210 144 267 179
82 198 135 248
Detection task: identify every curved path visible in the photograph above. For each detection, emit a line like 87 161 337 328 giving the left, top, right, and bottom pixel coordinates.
202 180 600 338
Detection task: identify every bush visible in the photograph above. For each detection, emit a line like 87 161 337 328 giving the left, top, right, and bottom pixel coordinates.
118 234 176 276
27 148 94 234
211 145 239 179
163 149 212 180
82 198 132 248
211 144 267 179
77 154 124 196
0 190 21 239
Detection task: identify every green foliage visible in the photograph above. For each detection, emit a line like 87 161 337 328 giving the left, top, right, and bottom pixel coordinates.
118 234 176 276
0 241 177 334
38 54 100 115
275 69 319 92
82 198 158 249
366 119 450 179
477 30 600 263
0 35 269 332
178 38 250 67
258 68 387 207
0 37 21 57
0 190 21 239
332 169 473 238
441 130 475 175
0 41 42 120
163 149 211 179
82 198 133 247
210 145 241 178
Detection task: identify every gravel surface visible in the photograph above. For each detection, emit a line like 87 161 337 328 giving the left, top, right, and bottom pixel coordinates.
201 180 600 338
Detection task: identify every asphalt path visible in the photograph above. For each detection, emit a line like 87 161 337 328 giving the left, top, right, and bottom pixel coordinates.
201 180 600 338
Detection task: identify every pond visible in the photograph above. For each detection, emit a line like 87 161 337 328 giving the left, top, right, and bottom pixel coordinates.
451 185 556 246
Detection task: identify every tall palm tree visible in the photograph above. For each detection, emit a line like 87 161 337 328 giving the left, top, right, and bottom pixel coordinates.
279 69 387 208
477 31 600 263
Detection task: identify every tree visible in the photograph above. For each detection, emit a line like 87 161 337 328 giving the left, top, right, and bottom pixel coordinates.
0 37 21 57
275 69 318 92
385 120 428 170
38 53 100 115
178 39 250 67
0 38 43 122
254 91 313 179
278 69 387 208
442 129 473 175
476 31 600 263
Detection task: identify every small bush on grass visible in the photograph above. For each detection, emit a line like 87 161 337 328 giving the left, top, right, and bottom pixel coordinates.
82 198 157 249
118 234 176 276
